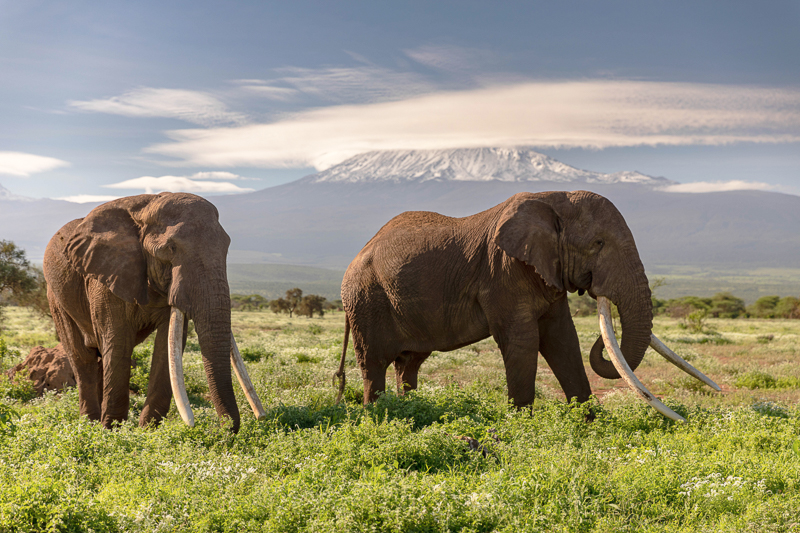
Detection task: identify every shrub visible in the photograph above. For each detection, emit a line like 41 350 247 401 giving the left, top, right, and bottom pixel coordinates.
0 373 37 401
240 346 272 362
295 353 319 363
735 371 800 389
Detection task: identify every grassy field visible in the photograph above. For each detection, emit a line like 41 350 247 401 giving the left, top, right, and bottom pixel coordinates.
0 306 799 532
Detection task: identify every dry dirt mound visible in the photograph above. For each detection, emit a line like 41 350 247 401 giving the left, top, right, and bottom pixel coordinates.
8 344 76 396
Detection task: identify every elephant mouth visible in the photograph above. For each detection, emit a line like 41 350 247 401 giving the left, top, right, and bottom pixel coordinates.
596 297 720 422
167 307 266 426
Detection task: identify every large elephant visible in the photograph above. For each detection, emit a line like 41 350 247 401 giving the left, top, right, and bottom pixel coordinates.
43 192 265 432
335 191 717 419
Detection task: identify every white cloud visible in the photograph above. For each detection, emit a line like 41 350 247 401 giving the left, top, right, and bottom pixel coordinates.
69 88 247 126
146 80 800 171
57 194 120 204
103 175 255 194
0 151 70 177
241 66 435 104
661 180 777 193
237 83 299 101
404 45 495 72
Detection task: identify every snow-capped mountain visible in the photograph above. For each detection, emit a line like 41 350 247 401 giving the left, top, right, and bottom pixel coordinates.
309 147 675 186
0 183 34 201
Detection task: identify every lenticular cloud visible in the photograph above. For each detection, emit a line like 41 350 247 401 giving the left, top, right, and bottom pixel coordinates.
146 80 800 170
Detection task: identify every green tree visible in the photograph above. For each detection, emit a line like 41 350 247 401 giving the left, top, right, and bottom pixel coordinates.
0 240 45 326
284 288 303 318
297 294 327 318
269 298 290 315
708 292 746 318
774 296 800 319
747 296 781 318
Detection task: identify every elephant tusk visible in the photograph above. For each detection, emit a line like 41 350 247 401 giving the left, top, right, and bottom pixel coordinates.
168 307 195 427
230 333 267 420
649 334 722 391
597 297 686 423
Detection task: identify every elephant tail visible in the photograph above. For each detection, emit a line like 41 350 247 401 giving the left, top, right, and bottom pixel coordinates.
333 314 350 403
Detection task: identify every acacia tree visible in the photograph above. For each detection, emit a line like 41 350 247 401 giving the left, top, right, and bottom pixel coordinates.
297 294 327 318
270 288 304 318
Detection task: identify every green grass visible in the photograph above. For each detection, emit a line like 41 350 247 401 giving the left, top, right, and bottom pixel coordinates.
1 307 800 531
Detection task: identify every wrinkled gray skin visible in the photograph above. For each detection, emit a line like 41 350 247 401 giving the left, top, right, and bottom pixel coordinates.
342 191 652 406
43 193 240 431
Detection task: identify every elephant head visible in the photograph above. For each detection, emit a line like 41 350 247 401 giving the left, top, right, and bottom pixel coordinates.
63 192 264 430
495 191 717 419
495 190 653 376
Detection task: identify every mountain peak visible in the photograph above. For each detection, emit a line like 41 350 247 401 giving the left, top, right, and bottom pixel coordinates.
308 147 674 186
0 183 34 202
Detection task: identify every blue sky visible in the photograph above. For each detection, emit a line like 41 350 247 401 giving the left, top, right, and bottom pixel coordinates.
1 0 799 201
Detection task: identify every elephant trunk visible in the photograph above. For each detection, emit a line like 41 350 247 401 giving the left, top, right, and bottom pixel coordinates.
192 280 241 432
589 260 653 379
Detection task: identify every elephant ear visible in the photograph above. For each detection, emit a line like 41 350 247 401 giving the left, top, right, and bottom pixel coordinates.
493 197 563 291
65 205 149 305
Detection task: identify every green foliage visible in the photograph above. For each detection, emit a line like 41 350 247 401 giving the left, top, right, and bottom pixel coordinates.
296 294 327 318
682 308 709 333
708 292 747 318
0 373 37 401
129 345 152 395
735 371 800 390
239 346 273 363
295 353 319 363
0 402 19 435
0 241 46 327
231 293 270 311
0 336 21 365
0 306 800 530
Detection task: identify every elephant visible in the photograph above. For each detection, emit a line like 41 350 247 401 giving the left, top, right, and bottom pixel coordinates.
43 192 265 432
334 191 718 419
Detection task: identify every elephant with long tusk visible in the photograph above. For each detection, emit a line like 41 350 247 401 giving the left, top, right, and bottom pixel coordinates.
594 297 719 422
335 190 719 420
44 192 265 432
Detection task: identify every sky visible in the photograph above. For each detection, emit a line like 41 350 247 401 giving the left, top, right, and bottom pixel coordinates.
1 0 799 202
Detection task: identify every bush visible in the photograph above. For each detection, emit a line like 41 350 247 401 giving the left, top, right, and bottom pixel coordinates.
0 373 37 401
735 371 800 389
239 346 272 363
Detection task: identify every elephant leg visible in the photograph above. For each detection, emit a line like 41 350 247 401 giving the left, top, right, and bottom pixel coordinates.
537 295 592 403
494 319 539 407
361 355 391 404
91 302 136 428
51 304 103 421
394 351 430 394
139 325 171 427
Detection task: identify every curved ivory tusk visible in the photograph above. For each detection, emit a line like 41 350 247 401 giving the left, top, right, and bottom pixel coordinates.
168 307 194 427
649 334 722 392
230 334 267 420
597 297 686 423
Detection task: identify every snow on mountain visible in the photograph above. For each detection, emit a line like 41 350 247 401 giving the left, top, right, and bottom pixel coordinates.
0 183 34 202
309 147 675 186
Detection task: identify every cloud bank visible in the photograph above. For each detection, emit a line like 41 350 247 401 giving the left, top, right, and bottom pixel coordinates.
103 174 255 194
57 194 121 204
69 88 247 127
662 180 777 193
146 80 800 170
0 151 69 177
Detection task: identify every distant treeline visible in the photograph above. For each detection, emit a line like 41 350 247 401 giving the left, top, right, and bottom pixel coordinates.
569 291 800 319
231 288 343 318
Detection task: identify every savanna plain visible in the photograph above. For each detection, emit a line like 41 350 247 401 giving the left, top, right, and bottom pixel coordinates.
1 305 799 532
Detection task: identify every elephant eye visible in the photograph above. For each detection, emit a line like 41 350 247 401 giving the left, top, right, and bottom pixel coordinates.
595 240 604 249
